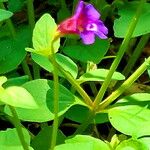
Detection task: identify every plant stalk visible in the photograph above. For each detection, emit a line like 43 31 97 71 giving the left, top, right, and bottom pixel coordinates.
97 56 150 111
93 0 145 108
49 55 59 150
122 34 150 77
9 106 29 150
21 58 33 80
26 0 40 79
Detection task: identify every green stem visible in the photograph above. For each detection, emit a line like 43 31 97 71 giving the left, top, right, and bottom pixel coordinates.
51 59 93 107
32 62 40 79
21 58 33 80
27 0 35 30
93 0 145 108
97 56 150 111
26 0 40 79
9 106 29 150
49 56 59 150
122 34 150 77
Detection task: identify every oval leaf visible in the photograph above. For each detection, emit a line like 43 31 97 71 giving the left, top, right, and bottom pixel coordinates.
4 79 76 122
115 138 147 150
32 53 78 79
63 38 110 64
55 135 111 150
0 86 38 109
0 9 13 21
0 128 32 150
114 2 150 38
26 13 60 56
109 106 150 138
78 69 125 83
0 26 30 74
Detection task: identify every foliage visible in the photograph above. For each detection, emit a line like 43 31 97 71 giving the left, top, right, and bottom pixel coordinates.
0 0 150 150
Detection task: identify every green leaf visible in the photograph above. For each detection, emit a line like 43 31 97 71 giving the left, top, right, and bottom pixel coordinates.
32 53 78 79
114 2 150 38
65 105 109 124
5 79 76 122
0 9 13 22
63 38 110 64
3 75 29 88
0 76 7 86
26 13 60 56
55 135 111 150
115 138 147 150
0 26 30 74
0 0 8 2
31 126 66 150
0 86 38 109
8 0 25 12
57 1 70 22
139 137 150 149
78 69 125 83
0 128 33 150
108 93 150 138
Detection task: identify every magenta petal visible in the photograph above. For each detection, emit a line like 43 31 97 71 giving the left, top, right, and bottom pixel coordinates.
85 4 100 20
96 31 108 39
97 21 108 35
74 1 84 18
80 31 95 44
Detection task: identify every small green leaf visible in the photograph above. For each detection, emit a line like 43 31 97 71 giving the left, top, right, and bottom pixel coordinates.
4 79 76 122
114 2 150 38
0 86 38 109
55 135 111 150
78 69 125 83
108 93 150 138
32 53 78 79
0 9 13 22
115 138 147 150
0 76 7 86
26 13 60 56
63 38 110 64
0 128 33 150
31 126 66 150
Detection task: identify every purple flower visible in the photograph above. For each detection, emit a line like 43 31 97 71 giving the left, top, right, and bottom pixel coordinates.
57 0 108 44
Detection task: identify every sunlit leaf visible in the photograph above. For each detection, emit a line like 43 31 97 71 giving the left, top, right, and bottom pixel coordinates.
55 135 111 150
0 128 33 150
5 79 76 122
0 9 13 22
0 86 38 109
26 13 60 56
32 53 78 79
114 2 150 38
78 69 125 83
108 93 150 138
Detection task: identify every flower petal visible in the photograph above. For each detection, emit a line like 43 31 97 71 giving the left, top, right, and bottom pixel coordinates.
85 4 100 20
97 21 108 35
74 1 84 18
95 31 108 39
80 31 95 44
57 17 77 34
